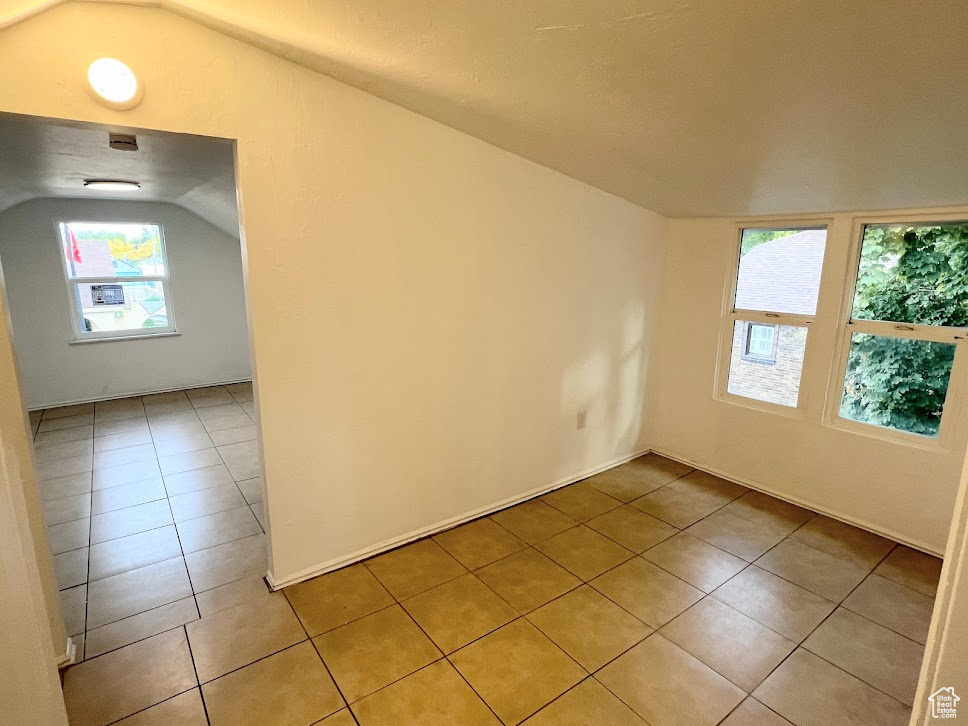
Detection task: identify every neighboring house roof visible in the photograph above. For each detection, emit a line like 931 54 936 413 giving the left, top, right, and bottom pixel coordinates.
735 229 826 316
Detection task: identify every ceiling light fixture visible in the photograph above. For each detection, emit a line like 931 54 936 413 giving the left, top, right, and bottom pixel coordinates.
86 58 143 110
83 180 141 191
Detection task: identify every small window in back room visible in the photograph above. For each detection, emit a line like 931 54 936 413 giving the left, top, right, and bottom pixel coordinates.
722 227 828 408
57 221 175 340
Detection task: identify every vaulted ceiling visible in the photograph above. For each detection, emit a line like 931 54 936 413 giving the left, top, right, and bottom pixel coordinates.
2 0 967 217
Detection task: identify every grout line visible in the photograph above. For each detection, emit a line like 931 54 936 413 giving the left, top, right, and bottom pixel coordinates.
183 625 213 726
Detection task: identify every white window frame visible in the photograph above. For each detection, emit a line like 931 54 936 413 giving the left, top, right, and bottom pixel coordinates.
55 220 178 342
823 212 968 450
714 221 831 416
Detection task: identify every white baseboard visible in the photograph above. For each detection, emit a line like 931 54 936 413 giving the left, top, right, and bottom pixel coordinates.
27 378 253 412
56 636 77 669
266 446 652 590
651 446 945 557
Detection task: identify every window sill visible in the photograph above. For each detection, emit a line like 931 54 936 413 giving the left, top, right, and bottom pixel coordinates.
69 331 181 345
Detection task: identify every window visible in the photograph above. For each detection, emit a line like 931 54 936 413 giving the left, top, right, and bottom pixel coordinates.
720 226 828 408
835 222 967 438
57 221 175 340
744 323 777 360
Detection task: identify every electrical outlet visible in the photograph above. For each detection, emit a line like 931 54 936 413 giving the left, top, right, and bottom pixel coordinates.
577 410 587 429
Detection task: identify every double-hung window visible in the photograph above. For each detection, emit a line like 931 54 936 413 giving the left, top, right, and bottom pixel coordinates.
719 226 828 409
57 221 176 341
833 221 968 440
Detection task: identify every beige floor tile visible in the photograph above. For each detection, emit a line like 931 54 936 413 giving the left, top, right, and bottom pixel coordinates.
590 557 703 628
194 402 247 422
86 597 199 658
620 454 694 486
94 429 153 453
630 486 723 528
224 381 254 400
523 678 648 725
203 641 344 726
535 525 634 581
34 437 93 463
187 593 306 682
62 628 197 726
94 397 145 421
433 518 527 569
185 533 267 592
61 584 88 636
236 476 264 504
661 597 796 691
148 418 208 441
597 634 744 726
44 492 92 526
313 605 442 702
87 556 192 628
176 505 262 553
756 538 869 602
91 499 173 544
541 484 621 522
712 566 835 642
366 538 468 599
721 698 794 726
790 516 894 570
163 463 235 496
158 447 223 476
642 532 747 592
115 689 207 725
41 471 93 500
54 547 89 589
89 525 183 582
477 548 581 614
169 483 246 522
527 585 651 671
686 510 787 561
93 459 163 490
36 452 93 481
34 424 94 446
217 440 262 480
45 402 96 419
38 412 94 432
94 443 157 470
152 432 215 457
285 563 395 635
803 607 923 706
754 648 911 726
209 423 257 446
585 505 678 552
186 386 235 407
668 470 748 507
402 573 517 653
240 400 256 415
197 574 271 617
582 466 668 503
874 545 943 597
93 416 149 438
203 411 255 433
251 501 267 530
842 574 934 644
490 500 577 544
143 399 194 418
320 709 357 725
451 618 586 724
92 478 167 515
352 659 500 725
48 517 90 554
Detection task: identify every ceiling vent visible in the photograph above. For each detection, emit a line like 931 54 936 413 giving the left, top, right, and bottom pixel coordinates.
108 133 138 151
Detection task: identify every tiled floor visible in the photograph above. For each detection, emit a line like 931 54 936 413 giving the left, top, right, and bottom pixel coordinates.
39 424 939 725
29 383 266 666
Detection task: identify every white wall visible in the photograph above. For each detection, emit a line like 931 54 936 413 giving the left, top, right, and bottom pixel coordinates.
650 215 968 554
0 198 250 408
0 3 667 585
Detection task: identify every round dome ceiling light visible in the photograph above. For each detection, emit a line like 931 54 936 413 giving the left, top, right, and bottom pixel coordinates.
84 179 141 191
87 58 143 110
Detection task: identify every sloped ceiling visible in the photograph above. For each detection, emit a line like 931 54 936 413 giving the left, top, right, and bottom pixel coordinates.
2 0 968 217
0 114 239 235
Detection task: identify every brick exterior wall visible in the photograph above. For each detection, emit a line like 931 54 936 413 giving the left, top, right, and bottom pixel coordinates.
727 323 806 407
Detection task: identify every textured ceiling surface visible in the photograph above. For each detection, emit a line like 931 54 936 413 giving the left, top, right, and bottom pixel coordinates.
1 0 967 217
0 113 239 235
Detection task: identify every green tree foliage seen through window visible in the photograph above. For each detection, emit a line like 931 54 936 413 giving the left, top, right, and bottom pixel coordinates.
841 224 968 436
